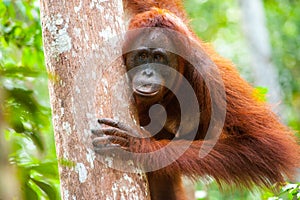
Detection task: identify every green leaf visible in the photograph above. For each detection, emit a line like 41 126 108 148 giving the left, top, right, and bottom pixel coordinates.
253 87 269 103
32 179 57 200
25 182 39 200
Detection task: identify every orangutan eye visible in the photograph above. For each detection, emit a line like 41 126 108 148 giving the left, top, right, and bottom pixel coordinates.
139 52 148 60
153 53 166 63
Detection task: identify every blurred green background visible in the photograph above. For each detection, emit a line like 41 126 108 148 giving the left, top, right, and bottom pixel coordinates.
0 0 299 199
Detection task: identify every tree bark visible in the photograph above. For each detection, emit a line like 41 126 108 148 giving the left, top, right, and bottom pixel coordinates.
40 0 149 199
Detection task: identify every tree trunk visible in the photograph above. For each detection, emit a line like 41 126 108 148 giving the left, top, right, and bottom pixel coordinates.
40 0 149 199
238 0 286 118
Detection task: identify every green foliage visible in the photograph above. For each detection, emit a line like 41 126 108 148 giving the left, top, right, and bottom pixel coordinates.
264 0 300 132
261 183 300 200
280 183 300 200
253 87 269 103
195 181 300 200
0 0 60 199
195 181 261 200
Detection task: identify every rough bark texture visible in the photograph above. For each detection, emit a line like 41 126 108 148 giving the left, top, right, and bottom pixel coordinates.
40 0 149 199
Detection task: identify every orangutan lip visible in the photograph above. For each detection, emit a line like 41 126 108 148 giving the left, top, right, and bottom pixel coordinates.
133 83 161 97
133 88 160 97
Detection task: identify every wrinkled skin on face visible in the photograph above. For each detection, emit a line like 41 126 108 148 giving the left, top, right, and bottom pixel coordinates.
123 29 184 109
125 47 180 106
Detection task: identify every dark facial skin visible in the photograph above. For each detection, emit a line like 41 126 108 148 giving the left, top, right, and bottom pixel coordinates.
125 47 180 107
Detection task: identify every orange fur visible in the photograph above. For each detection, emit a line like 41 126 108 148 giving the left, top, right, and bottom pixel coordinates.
124 0 300 199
